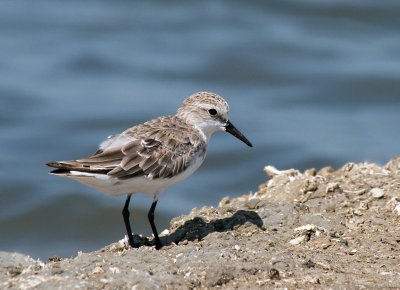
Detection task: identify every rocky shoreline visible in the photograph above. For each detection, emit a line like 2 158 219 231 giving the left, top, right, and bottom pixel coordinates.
2 158 400 289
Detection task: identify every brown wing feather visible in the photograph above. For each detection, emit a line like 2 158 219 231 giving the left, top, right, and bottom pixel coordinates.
108 137 192 179
47 116 203 179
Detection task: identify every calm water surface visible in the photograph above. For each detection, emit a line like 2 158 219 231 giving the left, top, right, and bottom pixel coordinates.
1 1 400 259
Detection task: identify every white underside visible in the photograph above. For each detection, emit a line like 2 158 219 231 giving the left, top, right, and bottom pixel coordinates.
62 153 206 197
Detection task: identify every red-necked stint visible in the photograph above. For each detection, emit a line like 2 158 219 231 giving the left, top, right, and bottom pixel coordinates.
47 92 253 249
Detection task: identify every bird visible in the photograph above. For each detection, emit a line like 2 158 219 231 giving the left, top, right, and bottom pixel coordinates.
47 92 253 250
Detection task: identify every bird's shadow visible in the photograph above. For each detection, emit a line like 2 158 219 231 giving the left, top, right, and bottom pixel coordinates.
137 210 264 248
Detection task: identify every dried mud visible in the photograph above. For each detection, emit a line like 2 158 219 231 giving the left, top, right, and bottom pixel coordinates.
2 158 400 289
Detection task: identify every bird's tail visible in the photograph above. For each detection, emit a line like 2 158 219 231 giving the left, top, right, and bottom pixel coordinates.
46 161 109 174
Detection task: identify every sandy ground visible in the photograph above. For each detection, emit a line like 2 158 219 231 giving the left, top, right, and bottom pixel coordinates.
1 157 400 289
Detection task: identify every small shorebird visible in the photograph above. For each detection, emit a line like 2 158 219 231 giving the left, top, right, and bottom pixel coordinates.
47 92 252 249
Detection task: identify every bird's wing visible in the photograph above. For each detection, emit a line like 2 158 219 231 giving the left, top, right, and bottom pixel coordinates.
104 136 192 179
48 116 201 179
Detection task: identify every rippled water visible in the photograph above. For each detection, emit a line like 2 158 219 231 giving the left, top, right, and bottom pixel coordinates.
1 1 399 259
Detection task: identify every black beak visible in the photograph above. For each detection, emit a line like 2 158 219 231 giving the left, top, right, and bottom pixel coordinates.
225 120 253 147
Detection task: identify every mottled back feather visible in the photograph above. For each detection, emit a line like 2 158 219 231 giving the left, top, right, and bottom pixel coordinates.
48 116 205 180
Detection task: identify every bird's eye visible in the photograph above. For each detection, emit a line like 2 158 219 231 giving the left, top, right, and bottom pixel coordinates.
208 109 217 116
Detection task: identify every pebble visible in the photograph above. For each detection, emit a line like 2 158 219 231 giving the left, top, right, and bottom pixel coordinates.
264 165 300 178
386 197 400 215
264 165 282 178
289 235 306 245
246 198 260 209
160 229 170 236
370 188 385 199
268 268 280 280
303 276 320 284
325 182 340 193
349 249 357 255
91 266 104 275
109 267 120 274
303 259 315 268
380 272 392 276
294 224 317 232
395 204 400 215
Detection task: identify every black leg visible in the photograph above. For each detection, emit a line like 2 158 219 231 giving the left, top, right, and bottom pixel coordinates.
122 194 135 248
148 200 162 249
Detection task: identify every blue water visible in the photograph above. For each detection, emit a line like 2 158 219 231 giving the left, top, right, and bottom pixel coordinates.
1 1 399 260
